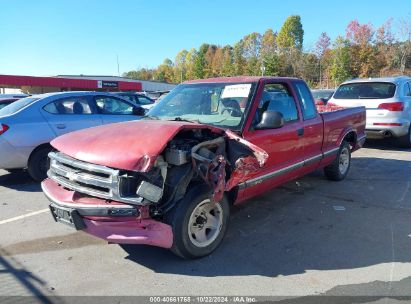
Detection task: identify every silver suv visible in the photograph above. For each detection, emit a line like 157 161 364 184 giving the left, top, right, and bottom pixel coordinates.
329 76 411 147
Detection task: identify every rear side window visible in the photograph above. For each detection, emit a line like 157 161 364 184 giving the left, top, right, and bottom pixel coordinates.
294 82 317 120
44 97 92 114
334 82 396 99
0 97 39 116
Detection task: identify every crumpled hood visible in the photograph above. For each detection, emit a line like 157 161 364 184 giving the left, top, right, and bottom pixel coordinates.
51 120 222 172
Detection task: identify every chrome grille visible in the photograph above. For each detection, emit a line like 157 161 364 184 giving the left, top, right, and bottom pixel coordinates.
48 152 143 205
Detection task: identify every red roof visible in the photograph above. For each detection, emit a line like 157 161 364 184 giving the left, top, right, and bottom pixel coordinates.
0 74 141 91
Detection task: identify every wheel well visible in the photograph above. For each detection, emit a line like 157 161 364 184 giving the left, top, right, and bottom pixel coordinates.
343 131 357 150
28 143 52 164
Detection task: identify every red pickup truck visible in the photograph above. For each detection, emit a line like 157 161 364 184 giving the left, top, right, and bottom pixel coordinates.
41 77 366 259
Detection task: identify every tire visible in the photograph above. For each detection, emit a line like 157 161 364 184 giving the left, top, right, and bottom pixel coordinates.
397 125 411 148
324 141 351 181
166 185 230 259
27 146 52 182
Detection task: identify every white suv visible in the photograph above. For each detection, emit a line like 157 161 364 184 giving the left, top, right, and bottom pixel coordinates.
329 76 411 147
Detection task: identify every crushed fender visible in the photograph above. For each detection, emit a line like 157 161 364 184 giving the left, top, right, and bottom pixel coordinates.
191 130 268 202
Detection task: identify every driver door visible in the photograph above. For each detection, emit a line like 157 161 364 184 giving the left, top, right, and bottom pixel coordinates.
240 80 305 201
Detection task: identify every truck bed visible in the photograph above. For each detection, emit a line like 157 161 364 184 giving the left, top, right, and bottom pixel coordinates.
319 105 366 153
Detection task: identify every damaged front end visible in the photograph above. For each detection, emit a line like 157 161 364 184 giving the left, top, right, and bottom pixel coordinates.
43 125 267 247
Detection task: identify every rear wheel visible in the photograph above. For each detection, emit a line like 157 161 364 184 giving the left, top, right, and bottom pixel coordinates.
166 185 230 259
398 125 411 148
324 141 351 181
27 146 51 182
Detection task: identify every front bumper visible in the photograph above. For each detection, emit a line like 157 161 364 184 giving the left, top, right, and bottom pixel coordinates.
41 178 173 248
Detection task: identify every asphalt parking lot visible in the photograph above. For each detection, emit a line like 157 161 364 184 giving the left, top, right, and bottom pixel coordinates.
1 140 411 302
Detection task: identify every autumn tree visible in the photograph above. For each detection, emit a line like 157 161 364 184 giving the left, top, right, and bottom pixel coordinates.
277 15 304 50
260 29 278 76
194 43 209 79
174 49 188 83
345 20 376 77
221 45 233 76
398 15 411 73
233 40 246 75
154 58 174 83
330 36 352 85
185 48 198 80
277 15 304 77
315 32 331 87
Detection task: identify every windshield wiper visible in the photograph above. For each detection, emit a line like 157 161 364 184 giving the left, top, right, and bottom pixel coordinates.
171 117 199 123
142 115 160 120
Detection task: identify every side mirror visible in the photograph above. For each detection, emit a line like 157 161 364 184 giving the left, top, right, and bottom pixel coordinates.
255 111 284 130
132 106 146 116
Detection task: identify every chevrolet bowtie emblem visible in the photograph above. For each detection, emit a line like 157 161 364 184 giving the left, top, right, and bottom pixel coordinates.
66 171 77 181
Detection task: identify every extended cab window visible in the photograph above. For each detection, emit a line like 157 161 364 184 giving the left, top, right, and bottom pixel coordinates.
44 97 92 114
254 83 298 125
95 96 133 115
294 82 317 120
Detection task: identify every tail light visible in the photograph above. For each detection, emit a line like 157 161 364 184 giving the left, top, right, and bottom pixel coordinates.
378 102 404 111
0 124 9 135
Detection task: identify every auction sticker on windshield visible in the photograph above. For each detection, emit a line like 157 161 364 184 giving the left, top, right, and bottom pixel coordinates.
221 84 251 98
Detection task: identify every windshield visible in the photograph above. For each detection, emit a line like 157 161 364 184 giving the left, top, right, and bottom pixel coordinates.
333 82 396 99
0 97 39 116
311 90 334 100
148 82 257 129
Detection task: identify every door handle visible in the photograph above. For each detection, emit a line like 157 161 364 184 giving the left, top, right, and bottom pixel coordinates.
297 128 304 136
56 124 66 129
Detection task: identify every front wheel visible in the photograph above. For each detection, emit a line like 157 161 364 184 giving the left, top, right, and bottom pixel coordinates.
27 146 51 182
166 185 230 259
324 141 351 181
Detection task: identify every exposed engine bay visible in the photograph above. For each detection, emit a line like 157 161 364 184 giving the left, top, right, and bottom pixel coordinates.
116 127 268 219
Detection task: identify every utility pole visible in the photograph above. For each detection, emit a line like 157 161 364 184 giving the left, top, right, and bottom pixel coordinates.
261 65 266 76
116 54 120 76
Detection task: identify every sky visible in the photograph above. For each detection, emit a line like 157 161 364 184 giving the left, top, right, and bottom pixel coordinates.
0 0 410 77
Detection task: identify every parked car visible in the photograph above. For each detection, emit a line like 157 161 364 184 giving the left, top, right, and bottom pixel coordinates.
147 90 170 101
112 92 155 110
329 76 411 147
311 89 335 104
0 92 145 181
42 77 365 259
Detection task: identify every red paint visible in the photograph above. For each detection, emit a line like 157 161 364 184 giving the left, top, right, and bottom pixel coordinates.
373 122 402 126
0 124 9 136
84 218 173 248
0 74 142 91
51 120 223 172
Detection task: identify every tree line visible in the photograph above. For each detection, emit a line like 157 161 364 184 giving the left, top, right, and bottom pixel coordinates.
123 15 411 88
